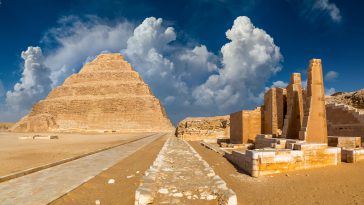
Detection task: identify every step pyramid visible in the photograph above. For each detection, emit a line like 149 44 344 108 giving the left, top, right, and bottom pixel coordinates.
11 53 174 133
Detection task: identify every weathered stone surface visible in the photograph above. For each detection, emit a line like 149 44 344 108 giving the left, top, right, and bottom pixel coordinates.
342 148 364 163
0 123 14 131
263 88 287 136
326 103 364 141
328 136 361 148
136 136 237 205
11 53 174 133
326 89 364 110
299 59 328 143
226 145 340 177
281 73 304 139
175 116 230 141
230 107 262 144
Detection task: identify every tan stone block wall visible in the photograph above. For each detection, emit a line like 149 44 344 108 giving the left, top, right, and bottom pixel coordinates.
263 88 286 136
342 148 364 163
230 111 243 144
328 136 361 148
175 116 230 141
230 107 263 144
282 73 304 139
326 103 364 139
227 146 340 177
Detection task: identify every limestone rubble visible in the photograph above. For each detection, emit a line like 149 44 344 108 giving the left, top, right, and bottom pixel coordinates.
11 53 174 133
175 116 230 141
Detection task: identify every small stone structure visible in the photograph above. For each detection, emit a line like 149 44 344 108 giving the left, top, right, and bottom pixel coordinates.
281 73 304 140
230 107 262 144
175 116 230 141
328 136 361 148
11 53 174 133
18 135 59 140
263 88 286 137
226 145 341 177
299 59 328 143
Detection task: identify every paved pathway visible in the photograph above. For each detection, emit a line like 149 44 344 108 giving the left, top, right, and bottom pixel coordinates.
136 136 236 205
0 133 165 205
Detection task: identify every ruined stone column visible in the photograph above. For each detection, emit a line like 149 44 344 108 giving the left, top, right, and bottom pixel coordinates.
281 73 304 139
263 88 287 136
299 59 328 143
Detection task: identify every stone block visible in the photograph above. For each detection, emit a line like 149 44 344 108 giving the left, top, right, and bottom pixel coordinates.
230 107 263 144
342 148 364 163
328 136 361 148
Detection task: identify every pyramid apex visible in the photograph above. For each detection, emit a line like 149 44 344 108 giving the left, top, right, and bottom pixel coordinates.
94 53 125 61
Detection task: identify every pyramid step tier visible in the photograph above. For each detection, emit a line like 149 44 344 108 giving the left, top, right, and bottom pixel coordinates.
63 71 142 85
48 83 152 99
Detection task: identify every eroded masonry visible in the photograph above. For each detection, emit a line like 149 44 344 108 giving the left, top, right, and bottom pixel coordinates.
186 59 364 177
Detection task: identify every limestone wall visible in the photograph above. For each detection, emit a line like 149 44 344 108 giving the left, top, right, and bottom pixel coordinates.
281 73 304 139
175 116 230 141
326 103 364 139
226 145 341 177
263 88 286 136
230 107 262 144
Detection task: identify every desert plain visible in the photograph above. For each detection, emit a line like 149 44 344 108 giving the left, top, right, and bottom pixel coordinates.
0 54 363 205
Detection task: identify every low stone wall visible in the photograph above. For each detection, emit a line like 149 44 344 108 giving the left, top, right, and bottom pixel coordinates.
226 144 341 177
342 148 364 163
326 103 364 139
255 134 287 149
328 136 361 148
175 116 230 141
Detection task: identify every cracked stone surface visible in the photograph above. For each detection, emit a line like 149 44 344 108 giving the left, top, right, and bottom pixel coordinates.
137 136 236 205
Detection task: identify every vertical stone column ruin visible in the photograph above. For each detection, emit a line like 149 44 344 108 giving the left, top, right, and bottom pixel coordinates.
281 73 304 139
299 59 328 143
263 88 287 137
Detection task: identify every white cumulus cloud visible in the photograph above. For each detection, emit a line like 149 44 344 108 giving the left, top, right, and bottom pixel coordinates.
271 80 288 88
325 70 339 82
325 87 336 96
6 47 52 113
193 16 282 111
43 16 134 87
314 0 342 22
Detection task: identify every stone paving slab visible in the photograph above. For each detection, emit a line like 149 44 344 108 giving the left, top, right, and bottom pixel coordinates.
0 133 166 205
135 136 237 205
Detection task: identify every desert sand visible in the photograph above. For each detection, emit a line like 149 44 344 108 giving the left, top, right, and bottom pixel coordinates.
0 132 152 176
50 134 168 205
190 141 364 205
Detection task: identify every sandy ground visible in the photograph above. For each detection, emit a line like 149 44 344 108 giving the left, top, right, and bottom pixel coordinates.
190 141 364 205
0 132 153 176
50 134 167 205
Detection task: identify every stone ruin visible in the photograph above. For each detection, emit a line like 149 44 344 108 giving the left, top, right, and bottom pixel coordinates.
175 115 230 141
11 53 174 133
221 59 353 177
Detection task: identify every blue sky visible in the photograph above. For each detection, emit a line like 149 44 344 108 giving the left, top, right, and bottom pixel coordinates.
0 0 363 123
